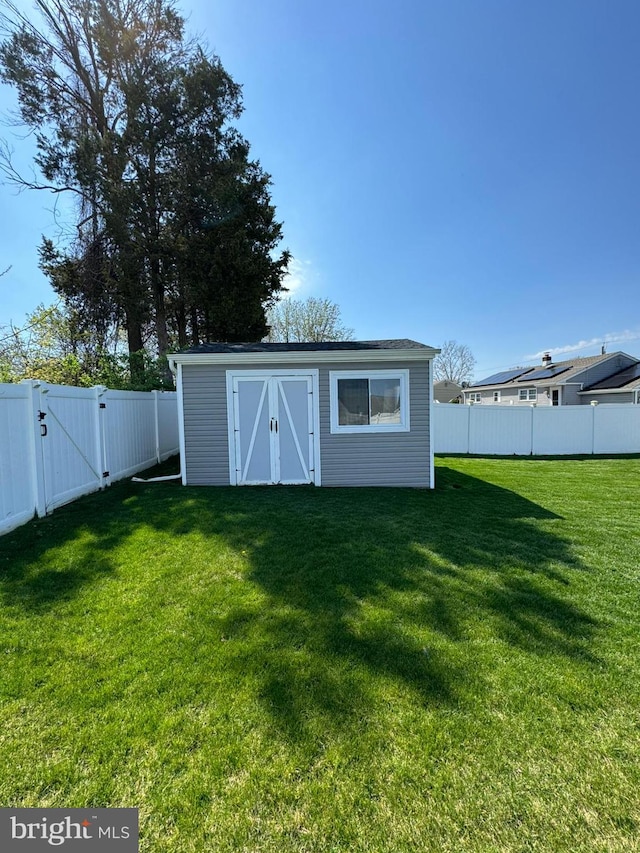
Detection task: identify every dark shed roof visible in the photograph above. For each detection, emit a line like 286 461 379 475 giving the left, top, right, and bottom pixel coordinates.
180 339 433 354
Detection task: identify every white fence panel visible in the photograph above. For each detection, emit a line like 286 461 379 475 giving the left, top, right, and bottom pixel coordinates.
103 390 179 480
433 404 470 453
104 390 158 481
156 391 179 460
532 407 594 455
0 384 36 534
433 401 640 456
469 405 533 455
594 405 640 454
0 380 179 536
41 384 105 511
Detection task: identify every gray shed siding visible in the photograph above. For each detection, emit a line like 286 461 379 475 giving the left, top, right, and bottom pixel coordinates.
182 364 229 485
320 359 430 487
181 359 431 487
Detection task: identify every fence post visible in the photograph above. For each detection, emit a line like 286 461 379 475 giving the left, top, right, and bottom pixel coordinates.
153 390 161 463
530 404 535 455
21 379 47 517
93 386 108 488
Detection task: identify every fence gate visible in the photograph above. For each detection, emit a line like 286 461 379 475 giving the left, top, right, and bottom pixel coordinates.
37 385 108 512
0 380 178 537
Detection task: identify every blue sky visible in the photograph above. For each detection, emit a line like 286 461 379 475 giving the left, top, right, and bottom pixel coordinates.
1 0 639 379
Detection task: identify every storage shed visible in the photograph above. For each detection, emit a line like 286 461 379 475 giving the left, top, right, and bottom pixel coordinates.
168 339 439 488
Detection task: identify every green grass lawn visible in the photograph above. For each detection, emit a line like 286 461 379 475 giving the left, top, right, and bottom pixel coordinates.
1 456 639 852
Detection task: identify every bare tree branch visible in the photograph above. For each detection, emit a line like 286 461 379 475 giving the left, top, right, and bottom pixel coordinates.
433 340 476 384
266 297 354 343
0 138 87 196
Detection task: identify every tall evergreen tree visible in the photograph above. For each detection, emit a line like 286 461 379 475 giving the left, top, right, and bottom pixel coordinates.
0 0 289 384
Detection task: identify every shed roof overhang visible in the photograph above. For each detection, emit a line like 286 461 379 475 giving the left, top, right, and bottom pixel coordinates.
168 341 439 371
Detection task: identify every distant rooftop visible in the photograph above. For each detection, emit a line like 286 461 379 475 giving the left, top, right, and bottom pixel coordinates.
471 351 627 389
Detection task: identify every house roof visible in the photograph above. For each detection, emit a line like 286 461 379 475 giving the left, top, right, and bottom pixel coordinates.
433 380 463 403
179 339 433 354
434 379 463 389
469 352 631 391
581 361 640 392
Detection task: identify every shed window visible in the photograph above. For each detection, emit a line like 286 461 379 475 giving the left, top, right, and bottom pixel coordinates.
329 370 410 433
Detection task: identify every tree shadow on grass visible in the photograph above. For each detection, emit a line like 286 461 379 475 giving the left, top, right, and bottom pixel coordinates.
0 498 123 612
188 468 596 736
0 464 599 741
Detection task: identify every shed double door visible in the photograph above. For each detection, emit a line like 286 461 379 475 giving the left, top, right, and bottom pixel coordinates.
230 373 317 485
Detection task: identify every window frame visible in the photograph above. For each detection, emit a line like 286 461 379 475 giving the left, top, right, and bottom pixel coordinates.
492 390 501 403
468 392 482 403
329 369 410 434
519 388 537 402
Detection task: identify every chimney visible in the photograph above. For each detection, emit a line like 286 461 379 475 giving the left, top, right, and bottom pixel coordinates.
542 352 552 366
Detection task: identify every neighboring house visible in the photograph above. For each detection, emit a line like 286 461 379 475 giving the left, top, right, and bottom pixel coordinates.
168 339 440 488
463 351 640 406
579 362 640 404
434 380 464 404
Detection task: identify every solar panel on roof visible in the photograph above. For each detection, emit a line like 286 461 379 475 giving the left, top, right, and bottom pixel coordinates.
473 367 534 387
587 362 640 390
518 365 571 381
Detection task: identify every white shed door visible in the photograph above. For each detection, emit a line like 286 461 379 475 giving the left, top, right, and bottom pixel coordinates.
232 374 316 485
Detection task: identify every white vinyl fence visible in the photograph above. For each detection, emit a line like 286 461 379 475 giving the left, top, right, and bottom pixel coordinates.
0 380 178 535
433 403 640 456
